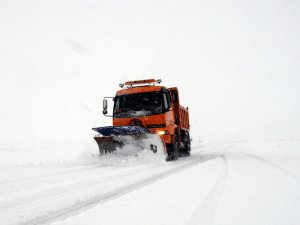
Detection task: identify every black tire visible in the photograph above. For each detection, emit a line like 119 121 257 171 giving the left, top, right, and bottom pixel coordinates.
180 131 191 157
167 133 179 161
173 134 179 160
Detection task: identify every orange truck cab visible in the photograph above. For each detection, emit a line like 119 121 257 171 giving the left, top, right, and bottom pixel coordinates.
101 79 191 160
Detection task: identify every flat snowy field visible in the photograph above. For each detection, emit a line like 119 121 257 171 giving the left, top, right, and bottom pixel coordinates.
0 141 299 225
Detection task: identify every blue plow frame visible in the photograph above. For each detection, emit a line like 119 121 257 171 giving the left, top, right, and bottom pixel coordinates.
92 126 151 136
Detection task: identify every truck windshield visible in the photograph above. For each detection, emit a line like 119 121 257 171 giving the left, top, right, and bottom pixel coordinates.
114 91 163 118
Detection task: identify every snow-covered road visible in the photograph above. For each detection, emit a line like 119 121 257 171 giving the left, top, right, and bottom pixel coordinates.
0 141 299 225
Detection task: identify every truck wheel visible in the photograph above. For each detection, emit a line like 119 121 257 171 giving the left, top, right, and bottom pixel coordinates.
167 134 179 161
185 132 191 155
173 134 179 160
180 131 191 157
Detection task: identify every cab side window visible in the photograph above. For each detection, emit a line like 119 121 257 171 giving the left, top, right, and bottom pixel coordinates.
163 92 171 112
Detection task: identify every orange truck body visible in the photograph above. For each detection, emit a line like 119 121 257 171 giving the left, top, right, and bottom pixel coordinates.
112 79 190 147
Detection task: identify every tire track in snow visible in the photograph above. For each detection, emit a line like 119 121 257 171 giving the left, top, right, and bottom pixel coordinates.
243 152 300 182
186 155 229 225
0 164 100 186
0 163 166 211
15 155 216 225
0 163 160 196
0 165 108 195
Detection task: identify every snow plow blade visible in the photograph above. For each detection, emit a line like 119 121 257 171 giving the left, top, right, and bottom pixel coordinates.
92 126 166 157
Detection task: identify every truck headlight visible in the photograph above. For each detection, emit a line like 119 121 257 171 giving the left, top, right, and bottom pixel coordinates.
157 131 165 135
157 130 169 135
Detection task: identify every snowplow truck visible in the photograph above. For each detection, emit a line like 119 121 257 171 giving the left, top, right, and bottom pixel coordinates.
92 79 191 161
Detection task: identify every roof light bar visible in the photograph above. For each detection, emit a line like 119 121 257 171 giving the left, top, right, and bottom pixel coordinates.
123 79 162 88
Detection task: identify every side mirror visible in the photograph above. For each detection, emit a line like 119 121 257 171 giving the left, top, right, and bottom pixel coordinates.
103 99 108 115
102 97 114 117
103 99 108 110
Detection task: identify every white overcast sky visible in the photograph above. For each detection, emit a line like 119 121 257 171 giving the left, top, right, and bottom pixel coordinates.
0 0 299 145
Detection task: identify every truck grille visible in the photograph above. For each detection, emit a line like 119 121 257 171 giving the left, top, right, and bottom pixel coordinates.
146 124 166 128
